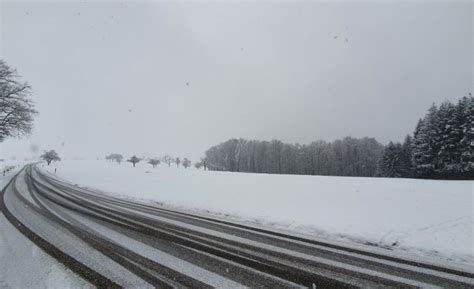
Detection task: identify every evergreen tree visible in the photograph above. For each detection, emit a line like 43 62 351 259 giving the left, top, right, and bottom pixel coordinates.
458 94 473 178
411 95 472 179
412 104 440 178
380 142 403 177
437 102 461 177
400 135 414 177
412 118 431 177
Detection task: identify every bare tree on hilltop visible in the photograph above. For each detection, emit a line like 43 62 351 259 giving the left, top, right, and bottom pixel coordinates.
162 155 173 167
148 158 160 168
0 60 38 142
127 155 141 167
106 153 123 164
175 157 181 168
201 158 208 170
182 158 191 169
194 158 208 170
41 150 61 165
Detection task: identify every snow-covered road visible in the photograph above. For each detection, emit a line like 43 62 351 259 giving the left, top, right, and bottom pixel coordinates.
0 165 91 289
1 164 473 288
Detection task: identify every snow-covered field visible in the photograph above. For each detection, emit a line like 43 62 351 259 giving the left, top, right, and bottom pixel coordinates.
45 160 473 266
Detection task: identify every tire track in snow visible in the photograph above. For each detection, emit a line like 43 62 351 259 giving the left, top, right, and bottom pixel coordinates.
0 168 120 289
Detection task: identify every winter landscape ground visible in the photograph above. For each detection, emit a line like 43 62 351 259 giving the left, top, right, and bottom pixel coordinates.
1 0 473 287
41 160 473 267
0 164 92 289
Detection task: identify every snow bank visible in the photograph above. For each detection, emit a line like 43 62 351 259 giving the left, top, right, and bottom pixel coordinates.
46 160 473 265
0 159 30 188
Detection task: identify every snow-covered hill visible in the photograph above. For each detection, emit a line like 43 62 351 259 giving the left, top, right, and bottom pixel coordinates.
45 160 473 266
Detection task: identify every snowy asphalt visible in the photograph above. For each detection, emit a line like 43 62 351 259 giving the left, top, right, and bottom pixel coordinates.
1 165 473 288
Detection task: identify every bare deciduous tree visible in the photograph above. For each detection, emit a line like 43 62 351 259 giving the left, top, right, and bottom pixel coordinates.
201 157 208 170
127 155 141 167
162 155 173 167
148 158 160 168
182 158 191 169
106 153 123 163
41 150 60 165
0 60 38 142
175 157 181 168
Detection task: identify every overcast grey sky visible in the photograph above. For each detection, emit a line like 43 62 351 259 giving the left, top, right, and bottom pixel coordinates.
1 0 472 160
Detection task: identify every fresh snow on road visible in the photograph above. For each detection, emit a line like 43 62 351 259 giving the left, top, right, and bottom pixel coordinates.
46 160 473 266
0 166 92 289
0 213 92 289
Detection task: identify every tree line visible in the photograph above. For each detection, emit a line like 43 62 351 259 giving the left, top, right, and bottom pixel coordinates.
204 94 473 180
380 94 473 179
105 153 197 169
205 137 384 177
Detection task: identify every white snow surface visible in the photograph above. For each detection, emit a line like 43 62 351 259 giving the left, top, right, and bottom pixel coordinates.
0 159 29 187
0 213 92 289
0 170 91 289
46 160 473 266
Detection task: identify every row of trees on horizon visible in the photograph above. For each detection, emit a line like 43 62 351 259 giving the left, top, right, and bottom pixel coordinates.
105 153 205 170
204 94 473 180
205 137 383 177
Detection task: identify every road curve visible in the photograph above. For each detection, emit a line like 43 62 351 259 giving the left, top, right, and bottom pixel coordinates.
1 164 473 288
